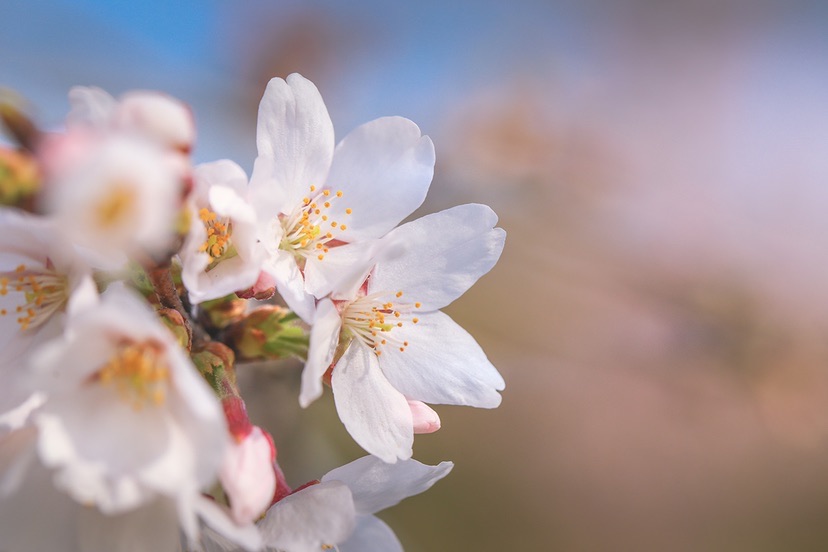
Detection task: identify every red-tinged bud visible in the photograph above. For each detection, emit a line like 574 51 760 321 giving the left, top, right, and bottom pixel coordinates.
229 305 309 361
199 293 248 330
272 457 292 505
221 395 253 441
219 425 278 524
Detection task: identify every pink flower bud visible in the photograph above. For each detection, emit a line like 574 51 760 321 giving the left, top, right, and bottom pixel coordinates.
408 400 441 434
219 425 277 525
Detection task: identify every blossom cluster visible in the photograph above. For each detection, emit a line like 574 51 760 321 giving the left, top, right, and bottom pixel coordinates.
0 73 505 551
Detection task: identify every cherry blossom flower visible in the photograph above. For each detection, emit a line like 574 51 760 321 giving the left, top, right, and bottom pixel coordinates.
39 132 185 264
0 424 253 552
303 204 506 462
180 160 263 304
203 455 452 552
249 73 435 322
0 210 97 414
26 285 228 539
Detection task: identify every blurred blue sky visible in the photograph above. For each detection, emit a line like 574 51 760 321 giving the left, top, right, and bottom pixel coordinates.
1 0 586 169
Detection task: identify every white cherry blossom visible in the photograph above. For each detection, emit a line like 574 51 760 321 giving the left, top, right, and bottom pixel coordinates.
202 455 452 552
303 204 506 462
249 73 435 322
0 424 205 552
180 160 263 304
27 286 227 538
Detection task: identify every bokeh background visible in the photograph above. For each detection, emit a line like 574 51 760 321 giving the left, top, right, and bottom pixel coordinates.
5 0 828 549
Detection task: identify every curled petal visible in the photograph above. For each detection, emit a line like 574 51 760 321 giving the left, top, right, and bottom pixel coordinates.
322 455 453 515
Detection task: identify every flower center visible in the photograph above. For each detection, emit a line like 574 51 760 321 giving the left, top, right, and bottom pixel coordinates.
94 183 137 228
340 291 421 356
0 263 69 331
279 186 352 265
97 340 170 409
198 207 236 267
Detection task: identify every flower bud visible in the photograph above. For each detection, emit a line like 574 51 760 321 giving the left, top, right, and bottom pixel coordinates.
199 293 248 330
0 147 40 210
192 341 238 399
408 400 441 434
219 425 277 525
230 306 309 361
157 307 191 351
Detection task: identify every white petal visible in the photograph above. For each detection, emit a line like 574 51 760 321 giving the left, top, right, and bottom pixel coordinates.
300 298 342 408
325 117 434 241
370 204 506 311
339 515 403 552
254 73 334 212
115 91 195 151
322 455 453 515
265 251 316 323
248 156 289 219
259 481 355 552
36 390 172 513
379 311 505 408
195 495 262 552
303 240 377 299
67 86 116 128
331 344 413 463
0 425 37 497
194 160 249 197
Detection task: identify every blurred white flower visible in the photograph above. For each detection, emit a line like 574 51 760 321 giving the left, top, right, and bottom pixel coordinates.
303 204 506 462
180 160 263 304
40 132 184 264
249 73 435 322
0 210 97 414
0 419 194 552
27 286 227 539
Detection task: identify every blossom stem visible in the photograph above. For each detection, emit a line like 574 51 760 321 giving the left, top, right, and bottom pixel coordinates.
146 264 203 347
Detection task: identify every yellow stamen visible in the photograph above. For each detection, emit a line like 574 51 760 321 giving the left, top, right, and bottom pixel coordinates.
98 340 170 410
